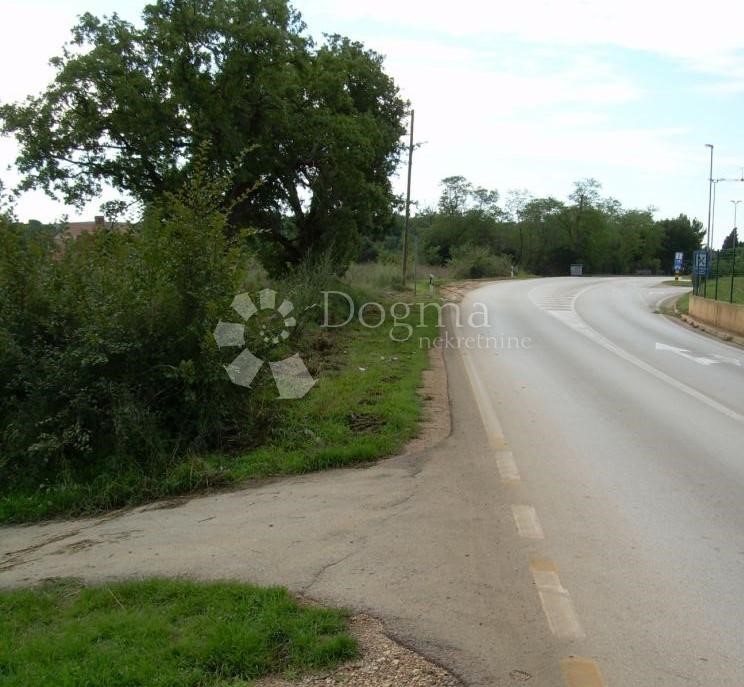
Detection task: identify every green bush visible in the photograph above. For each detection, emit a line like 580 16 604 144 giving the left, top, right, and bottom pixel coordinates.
448 245 512 279
343 262 405 293
0 170 270 492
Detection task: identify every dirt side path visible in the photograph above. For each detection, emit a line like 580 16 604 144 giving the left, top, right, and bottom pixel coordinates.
0 347 463 687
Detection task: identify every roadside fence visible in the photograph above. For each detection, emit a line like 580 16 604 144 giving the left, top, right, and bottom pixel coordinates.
692 247 744 305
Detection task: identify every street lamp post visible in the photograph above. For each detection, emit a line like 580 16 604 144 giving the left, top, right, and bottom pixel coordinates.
712 178 726 247
711 176 744 248
731 199 742 231
705 144 714 250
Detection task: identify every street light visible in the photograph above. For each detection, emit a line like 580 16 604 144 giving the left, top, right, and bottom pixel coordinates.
731 199 742 230
705 144 714 249
711 175 744 248
713 178 732 246
712 178 725 246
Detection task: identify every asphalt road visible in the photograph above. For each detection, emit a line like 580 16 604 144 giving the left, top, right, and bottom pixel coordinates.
456 276 744 685
2 276 743 686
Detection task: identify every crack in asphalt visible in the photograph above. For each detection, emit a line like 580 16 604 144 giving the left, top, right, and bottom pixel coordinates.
302 550 357 594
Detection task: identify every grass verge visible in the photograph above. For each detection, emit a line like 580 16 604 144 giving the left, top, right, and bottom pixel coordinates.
661 279 693 287
676 292 691 314
223 309 438 479
657 290 690 317
0 578 356 687
669 276 744 313
0 300 439 523
696 275 744 305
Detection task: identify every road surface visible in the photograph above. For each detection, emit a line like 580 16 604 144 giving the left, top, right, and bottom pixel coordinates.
455 276 744 685
2 276 743 686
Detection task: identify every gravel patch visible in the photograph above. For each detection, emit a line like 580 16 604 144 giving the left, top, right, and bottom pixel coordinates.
257 614 462 687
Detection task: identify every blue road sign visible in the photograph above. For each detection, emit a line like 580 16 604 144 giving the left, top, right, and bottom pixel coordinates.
674 251 684 272
692 250 711 277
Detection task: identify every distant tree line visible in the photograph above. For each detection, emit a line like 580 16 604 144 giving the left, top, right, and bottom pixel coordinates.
394 176 705 276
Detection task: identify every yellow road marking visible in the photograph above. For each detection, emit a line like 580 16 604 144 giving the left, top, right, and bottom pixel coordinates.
561 657 606 687
511 505 544 539
495 450 521 482
530 559 585 640
461 350 521 482
530 558 557 572
458 307 603 684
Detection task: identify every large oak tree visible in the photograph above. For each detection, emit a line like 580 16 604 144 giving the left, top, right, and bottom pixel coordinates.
0 0 408 273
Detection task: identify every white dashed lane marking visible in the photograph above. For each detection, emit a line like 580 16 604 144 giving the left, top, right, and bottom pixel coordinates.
530 559 586 640
529 283 744 425
511 505 545 539
461 348 521 483
460 300 606 682
494 450 521 483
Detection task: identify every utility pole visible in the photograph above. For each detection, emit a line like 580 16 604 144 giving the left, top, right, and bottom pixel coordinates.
705 144 714 250
402 109 415 286
413 233 418 295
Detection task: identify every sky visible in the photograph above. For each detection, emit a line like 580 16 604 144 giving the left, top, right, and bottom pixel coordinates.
2 0 744 247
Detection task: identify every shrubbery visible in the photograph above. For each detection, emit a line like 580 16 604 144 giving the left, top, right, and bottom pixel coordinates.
343 262 405 292
0 171 270 493
448 245 512 279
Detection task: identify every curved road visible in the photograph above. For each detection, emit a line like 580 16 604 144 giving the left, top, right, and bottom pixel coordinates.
458 276 744 685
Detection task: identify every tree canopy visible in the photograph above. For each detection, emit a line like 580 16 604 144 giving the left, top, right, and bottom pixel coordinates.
411 177 705 276
0 0 408 274
722 227 742 250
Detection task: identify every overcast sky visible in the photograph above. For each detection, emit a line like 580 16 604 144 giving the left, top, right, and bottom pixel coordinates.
3 0 744 246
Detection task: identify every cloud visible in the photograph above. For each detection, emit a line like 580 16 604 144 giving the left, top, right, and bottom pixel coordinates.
298 0 739 222
376 38 642 110
3 0 739 225
305 0 744 66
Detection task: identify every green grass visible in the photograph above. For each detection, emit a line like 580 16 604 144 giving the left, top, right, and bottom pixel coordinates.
343 262 404 292
656 289 691 317
220 302 438 480
0 579 356 687
698 275 744 305
676 292 691 314
0 300 439 523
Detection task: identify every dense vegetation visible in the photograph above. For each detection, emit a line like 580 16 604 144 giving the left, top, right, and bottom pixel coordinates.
1 168 260 507
721 227 743 250
0 0 416 520
0 160 443 522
